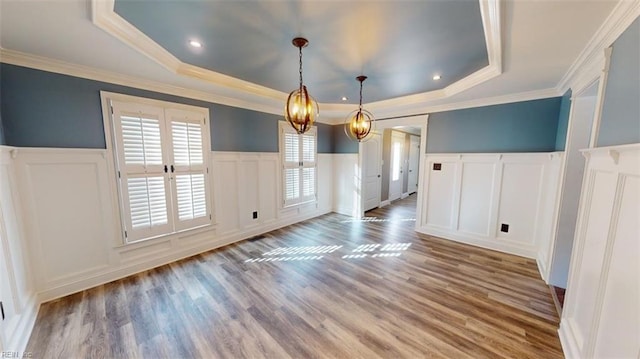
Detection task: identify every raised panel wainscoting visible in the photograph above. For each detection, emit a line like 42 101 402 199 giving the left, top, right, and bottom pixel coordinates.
0 147 38 353
333 153 360 217
559 144 640 359
417 153 563 260
9 148 333 307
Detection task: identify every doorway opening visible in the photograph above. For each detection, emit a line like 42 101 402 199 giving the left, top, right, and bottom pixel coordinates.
358 115 428 223
548 79 600 305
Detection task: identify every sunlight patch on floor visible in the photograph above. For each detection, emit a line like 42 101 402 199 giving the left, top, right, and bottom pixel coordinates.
244 242 412 264
340 217 416 223
245 256 324 263
263 245 342 256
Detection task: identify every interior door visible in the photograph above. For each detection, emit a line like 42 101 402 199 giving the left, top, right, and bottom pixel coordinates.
389 131 405 201
407 135 420 194
362 133 382 211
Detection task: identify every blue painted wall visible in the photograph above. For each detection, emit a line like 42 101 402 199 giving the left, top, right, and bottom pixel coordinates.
332 125 359 153
317 123 333 154
0 94 4 145
0 64 334 152
555 90 572 151
597 19 640 147
426 97 562 153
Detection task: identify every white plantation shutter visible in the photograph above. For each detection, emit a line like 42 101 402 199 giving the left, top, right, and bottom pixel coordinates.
167 109 210 230
280 123 317 206
175 174 207 220
302 167 315 199
301 131 316 202
120 116 163 166
284 168 300 201
127 176 168 229
110 99 211 243
284 132 299 164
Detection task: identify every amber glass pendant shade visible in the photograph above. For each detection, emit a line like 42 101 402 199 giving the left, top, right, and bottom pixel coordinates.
285 37 319 134
344 75 375 142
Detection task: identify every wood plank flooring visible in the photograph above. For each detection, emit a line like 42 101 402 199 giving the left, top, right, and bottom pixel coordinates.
26 194 563 358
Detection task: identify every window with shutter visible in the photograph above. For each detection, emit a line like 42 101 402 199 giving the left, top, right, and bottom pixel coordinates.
109 98 211 243
280 122 317 207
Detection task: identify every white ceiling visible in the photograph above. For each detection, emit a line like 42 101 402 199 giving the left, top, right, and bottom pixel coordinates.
0 0 619 122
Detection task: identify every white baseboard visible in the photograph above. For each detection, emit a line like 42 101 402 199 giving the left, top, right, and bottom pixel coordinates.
6 294 39 353
37 208 331 303
401 192 409 199
417 226 537 259
379 200 391 207
536 254 550 283
558 320 581 359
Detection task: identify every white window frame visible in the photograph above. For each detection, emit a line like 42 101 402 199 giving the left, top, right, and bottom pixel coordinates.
279 121 317 207
101 92 212 244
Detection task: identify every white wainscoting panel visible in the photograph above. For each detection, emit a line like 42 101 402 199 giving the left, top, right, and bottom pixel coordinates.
23 158 112 284
333 153 359 217
213 158 240 235
0 147 38 354
317 154 334 213
238 159 260 229
458 161 495 237
11 149 332 303
559 144 640 359
417 153 563 258
536 153 564 282
496 161 543 244
424 161 457 230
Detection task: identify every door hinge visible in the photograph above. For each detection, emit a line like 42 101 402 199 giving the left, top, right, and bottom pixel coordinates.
0 301 4 320
207 167 209 174
110 105 114 114
118 171 121 178
124 231 128 238
209 214 212 220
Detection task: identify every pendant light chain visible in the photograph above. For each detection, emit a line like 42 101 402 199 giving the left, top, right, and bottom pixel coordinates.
298 46 304 92
358 79 364 111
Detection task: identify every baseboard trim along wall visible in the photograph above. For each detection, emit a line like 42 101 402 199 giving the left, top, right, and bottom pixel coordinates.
36 207 331 302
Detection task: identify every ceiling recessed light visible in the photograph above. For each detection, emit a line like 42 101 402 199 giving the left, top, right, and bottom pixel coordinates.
432 75 441 80
189 40 202 48
341 96 348 101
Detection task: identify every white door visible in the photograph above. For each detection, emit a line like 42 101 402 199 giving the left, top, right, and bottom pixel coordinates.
362 133 382 211
407 135 420 194
389 131 405 201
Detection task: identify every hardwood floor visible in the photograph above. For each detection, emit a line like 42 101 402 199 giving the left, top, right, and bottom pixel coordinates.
26 194 563 358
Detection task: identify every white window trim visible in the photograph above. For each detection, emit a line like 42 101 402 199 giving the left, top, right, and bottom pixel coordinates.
279 121 318 208
100 91 213 245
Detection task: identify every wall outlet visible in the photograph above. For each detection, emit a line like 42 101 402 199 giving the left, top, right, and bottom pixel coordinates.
252 211 258 219
500 223 509 233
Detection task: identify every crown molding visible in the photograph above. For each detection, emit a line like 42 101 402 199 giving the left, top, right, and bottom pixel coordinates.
357 0 502 115
0 48 292 118
557 1 640 93
320 87 561 125
2 0 512 126
91 0 288 102
480 0 503 73
0 47 556 127
89 0 502 112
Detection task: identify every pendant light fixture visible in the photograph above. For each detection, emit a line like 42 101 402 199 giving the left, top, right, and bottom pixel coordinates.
344 75 374 142
285 37 319 134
